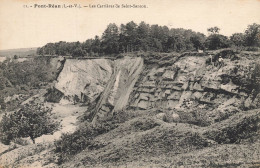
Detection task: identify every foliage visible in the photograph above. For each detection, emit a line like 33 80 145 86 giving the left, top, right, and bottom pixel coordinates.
190 33 206 50
131 118 160 131
0 57 57 88
178 110 212 127
229 23 260 48
0 56 59 108
205 115 259 144
37 21 207 56
0 103 59 145
244 23 260 47
207 26 220 34
205 34 232 50
0 96 6 110
230 33 245 46
101 23 120 54
54 122 113 163
72 47 86 57
54 110 131 163
252 63 260 93
44 87 64 103
36 22 259 56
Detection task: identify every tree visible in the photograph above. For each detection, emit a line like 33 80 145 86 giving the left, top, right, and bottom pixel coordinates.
244 23 260 47
207 26 220 34
0 103 59 144
119 24 128 53
190 33 206 50
92 36 102 54
36 47 44 55
135 22 150 51
205 34 231 50
72 47 85 57
101 23 120 54
125 21 138 52
230 33 245 46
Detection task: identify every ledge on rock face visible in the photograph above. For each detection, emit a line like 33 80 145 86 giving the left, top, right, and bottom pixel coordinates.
137 100 150 110
168 92 182 100
162 70 176 80
220 82 238 94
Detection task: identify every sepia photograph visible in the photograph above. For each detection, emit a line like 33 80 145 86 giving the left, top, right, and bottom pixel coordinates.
0 0 260 167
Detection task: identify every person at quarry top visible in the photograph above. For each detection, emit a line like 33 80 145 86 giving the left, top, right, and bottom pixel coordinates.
209 54 213 65
218 56 224 67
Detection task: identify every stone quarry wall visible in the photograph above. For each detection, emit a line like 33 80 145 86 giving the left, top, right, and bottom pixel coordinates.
92 57 143 123
55 59 114 104
52 50 260 122
128 50 260 121
53 57 144 122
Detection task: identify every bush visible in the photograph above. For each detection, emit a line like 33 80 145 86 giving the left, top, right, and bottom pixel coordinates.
0 96 6 110
54 110 129 163
245 46 260 51
205 115 259 144
178 110 212 127
131 118 160 131
44 87 64 103
0 102 59 145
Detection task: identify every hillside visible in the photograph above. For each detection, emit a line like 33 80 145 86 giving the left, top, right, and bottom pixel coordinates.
0 49 260 167
0 47 38 58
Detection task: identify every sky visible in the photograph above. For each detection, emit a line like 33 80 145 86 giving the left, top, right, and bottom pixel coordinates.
0 0 260 50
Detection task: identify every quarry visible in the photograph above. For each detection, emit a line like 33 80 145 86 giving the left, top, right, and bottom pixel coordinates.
0 49 260 167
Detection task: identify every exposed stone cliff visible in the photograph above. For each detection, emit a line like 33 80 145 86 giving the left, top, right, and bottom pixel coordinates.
55 59 113 104
51 50 260 123
128 50 260 122
53 57 144 122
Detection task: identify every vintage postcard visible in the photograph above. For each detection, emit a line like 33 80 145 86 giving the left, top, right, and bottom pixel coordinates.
0 0 260 167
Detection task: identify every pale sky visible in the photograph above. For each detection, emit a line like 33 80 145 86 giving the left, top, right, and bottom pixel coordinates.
0 0 260 50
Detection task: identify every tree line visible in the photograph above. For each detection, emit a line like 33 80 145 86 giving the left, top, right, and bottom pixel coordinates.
37 21 260 57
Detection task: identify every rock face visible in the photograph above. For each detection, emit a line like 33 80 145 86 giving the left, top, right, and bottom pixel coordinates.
53 57 143 122
51 50 260 122
55 59 113 104
92 57 144 123
128 50 260 121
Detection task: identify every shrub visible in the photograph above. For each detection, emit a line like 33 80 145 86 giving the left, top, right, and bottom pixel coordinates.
178 110 212 127
205 115 259 144
0 102 59 145
44 87 64 103
131 118 160 131
54 110 129 163
245 46 260 51
0 96 6 110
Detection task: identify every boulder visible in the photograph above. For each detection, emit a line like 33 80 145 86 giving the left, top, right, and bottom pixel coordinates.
155 113 167 121
193 82 203 91
162 70 176 80
137 100 150 109
171 112 180 122
166 100 179 109
220 81 238 94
